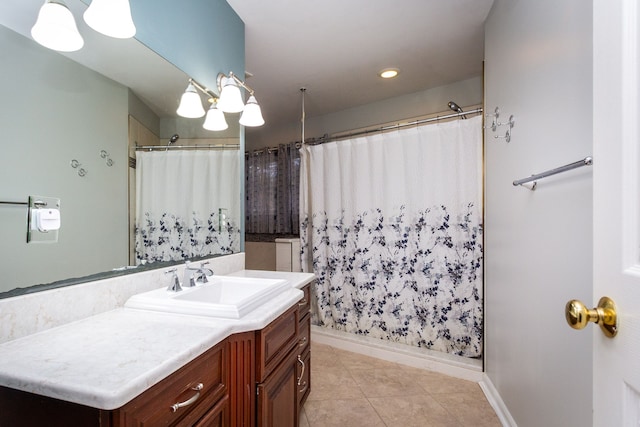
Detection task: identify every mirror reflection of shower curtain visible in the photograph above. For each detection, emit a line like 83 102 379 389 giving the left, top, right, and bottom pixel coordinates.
300 115 483 357
135 150 240 263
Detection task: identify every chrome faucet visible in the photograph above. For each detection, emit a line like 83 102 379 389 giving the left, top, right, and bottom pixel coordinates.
165 268 182 292
184 261 214 287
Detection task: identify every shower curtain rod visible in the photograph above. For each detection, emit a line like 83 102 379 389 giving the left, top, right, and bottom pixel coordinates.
306 107 483 145
135 144 240 151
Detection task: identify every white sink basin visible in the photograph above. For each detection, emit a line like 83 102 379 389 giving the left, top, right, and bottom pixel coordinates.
125 275 291 319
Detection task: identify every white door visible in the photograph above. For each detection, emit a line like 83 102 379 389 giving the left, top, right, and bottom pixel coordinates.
593 0 640 425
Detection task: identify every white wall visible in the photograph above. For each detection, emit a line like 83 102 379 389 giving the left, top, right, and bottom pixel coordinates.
484 1 593 426
246 77 483 150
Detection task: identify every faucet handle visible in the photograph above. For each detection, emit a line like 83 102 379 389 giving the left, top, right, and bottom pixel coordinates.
198 262 214 283
165 268 182 292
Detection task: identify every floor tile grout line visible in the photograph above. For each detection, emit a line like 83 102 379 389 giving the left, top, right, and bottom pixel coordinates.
365 395 391 426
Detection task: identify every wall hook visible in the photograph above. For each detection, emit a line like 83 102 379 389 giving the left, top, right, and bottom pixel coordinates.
70 159 87 177
100 150 114 166
494 127 512 143
484 107 500 131
492 114 515 142
497 114 515 129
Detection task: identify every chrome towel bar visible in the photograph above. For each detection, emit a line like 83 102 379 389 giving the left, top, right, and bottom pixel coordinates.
513 156 593 190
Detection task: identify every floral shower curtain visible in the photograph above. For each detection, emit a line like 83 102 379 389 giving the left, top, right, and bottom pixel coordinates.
300 116 483 357
135 149 240 263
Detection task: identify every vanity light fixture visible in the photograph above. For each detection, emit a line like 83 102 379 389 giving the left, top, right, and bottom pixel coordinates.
379 68 400 79
176 73 265 130
83 0 136 39
31 0 84 52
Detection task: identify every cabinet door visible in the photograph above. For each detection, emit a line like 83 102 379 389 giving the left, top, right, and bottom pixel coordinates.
192 394 229 427
256 350 298 427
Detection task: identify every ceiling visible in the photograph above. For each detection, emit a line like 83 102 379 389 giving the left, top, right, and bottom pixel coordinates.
225 0 495 130
1 0 494 133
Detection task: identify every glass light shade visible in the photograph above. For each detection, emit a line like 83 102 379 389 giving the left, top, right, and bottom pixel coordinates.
239 96 265 127
203 104 228 131
31 0 84 52
217 77 245 113
83 0 136 39
176 83 205 118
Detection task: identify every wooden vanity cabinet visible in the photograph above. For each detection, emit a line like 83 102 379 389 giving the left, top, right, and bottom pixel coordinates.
0 282 314 427
255 283 312 427
0 340 229 427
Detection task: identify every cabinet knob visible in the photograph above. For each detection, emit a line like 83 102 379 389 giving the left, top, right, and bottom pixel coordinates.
298 336 307 348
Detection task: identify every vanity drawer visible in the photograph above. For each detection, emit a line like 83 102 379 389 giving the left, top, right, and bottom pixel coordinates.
297 284 311 319
297 313 310 352
115 341 228 427
256 305 298 383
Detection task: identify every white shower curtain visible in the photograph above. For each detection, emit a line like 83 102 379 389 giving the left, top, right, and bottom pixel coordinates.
300 115 483 357
135 150 240 263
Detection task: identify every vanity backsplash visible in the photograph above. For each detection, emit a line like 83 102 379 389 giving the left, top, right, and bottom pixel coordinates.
0 253 245 344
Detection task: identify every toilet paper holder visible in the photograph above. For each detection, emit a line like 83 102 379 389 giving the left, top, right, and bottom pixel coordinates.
27 195 61 243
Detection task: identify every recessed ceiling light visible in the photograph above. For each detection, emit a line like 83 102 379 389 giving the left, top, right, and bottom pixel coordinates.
379 68 399 79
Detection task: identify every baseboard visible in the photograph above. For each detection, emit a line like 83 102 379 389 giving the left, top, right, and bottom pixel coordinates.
479 373 517 427
310 325 484 382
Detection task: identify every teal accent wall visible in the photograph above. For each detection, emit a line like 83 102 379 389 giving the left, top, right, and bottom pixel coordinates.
131 0 245 91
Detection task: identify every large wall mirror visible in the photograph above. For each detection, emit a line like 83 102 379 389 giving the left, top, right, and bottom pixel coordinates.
0 0 243 297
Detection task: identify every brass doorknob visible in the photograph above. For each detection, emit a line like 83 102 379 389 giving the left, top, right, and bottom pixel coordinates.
565 296 618 338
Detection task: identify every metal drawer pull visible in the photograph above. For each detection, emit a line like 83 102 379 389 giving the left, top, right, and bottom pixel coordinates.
297 355 305 386
170 383 204 412
298 336 307 347
298 298 307 307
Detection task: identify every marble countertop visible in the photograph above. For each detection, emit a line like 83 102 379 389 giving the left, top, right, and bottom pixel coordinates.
228 269 314 290
0 270 314 410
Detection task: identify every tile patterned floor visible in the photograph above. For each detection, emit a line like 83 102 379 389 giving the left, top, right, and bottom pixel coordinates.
299 343 502 427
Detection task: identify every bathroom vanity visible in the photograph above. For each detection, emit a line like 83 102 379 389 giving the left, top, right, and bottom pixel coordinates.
0 266 313 427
